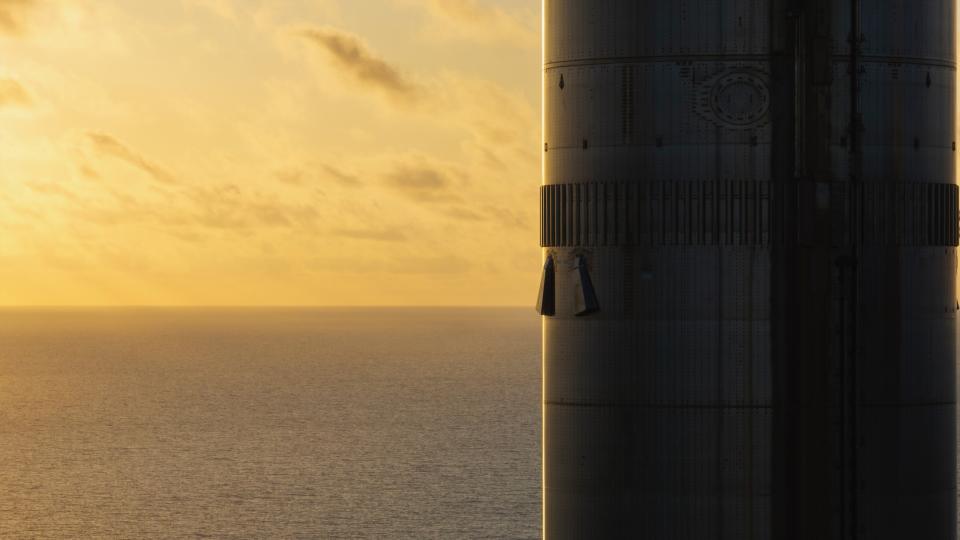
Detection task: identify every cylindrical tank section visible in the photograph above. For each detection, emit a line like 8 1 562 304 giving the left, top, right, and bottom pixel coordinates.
540 1 957 538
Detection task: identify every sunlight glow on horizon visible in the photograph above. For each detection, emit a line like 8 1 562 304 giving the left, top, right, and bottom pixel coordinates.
0 0 541 306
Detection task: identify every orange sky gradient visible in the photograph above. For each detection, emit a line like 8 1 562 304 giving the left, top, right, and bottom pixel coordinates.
0 0 540 306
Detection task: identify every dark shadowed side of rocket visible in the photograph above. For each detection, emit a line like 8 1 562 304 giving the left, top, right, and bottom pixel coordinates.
540 1 958 538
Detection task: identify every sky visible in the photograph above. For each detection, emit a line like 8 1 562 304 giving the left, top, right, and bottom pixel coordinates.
0 0 541 306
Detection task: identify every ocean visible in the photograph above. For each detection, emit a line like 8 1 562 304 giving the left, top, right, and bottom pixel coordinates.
0 308 541 539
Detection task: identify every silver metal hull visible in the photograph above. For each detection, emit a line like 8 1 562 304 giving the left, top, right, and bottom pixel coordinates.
541 1 957 538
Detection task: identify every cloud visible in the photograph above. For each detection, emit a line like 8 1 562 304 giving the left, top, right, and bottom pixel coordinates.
87 132 178 185
296 26 421 104
436 75 537 155
276 164 362 188
78 163 100 180
482 204 528 228
386 165 445 190
411 0 538 48
182 0 238 22
383 162 461 203
25 181 83 204
436 203 528 227
322 164 361 187
188 183 320 232
332 227 406 242
442 206 486 222
0 78 31 108
275 168 304 185
376 254 472 275
0 0 34 35
310 254 471 275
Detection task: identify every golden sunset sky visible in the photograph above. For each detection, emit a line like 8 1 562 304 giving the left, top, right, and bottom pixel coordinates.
0 0 540 305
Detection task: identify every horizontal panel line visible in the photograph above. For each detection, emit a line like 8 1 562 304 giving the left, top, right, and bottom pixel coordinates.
545 54 956 70
546 54 771 68
547 142 772 150
859 401 956 408
547 143 956 150
545 401 956 409
836 54 956 69
546 316 773 322
545 401 773 410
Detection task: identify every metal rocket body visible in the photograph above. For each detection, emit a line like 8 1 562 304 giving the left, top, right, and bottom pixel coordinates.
540 1 957 538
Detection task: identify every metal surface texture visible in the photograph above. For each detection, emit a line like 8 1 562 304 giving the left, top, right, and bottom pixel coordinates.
540 1 957 538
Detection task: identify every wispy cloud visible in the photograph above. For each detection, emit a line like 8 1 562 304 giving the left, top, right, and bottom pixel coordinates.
383 162 460 203
332 227 406 242
182 0 238 22
188 183 319 231
409 0 538 48
78 163 100 180
296 25 421 104
0 0 34 35
310 253 470 275
322 164 361 187
441 205 486 221
276 164 362 188
275 168 304 185
87 132 178 185
25 181 83 204
0 78 31 108
1 2 538 305
482 204 527 228
439 204 527 227
38 168 322 236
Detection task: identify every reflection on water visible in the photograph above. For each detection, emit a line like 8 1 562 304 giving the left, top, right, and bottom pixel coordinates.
0 308 541 539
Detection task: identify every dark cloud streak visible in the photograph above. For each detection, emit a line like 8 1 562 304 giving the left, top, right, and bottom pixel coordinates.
297 26 421 104
322 164 362 187
383 163 459 203
332 228 406 242
0 0 34 35
87 132 178 185
0 78 31 108
188 183 321 233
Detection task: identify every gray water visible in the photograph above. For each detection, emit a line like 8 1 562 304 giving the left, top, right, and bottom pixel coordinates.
0 308 541 539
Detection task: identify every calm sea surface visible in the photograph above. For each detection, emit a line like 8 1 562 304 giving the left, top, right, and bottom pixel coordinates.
0 308 541 539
